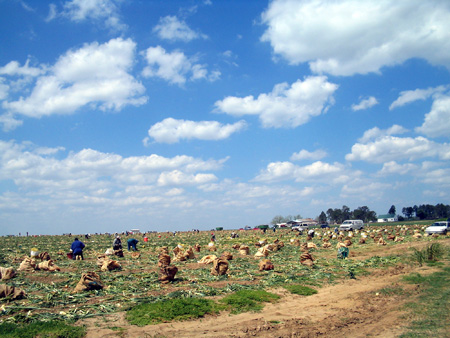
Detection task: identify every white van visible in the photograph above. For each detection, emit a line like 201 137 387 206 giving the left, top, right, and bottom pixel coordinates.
339 220 364 231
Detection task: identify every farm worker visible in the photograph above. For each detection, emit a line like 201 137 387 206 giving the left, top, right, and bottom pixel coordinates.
127 238 139 251
211 233 215 242
71 238 85 260
143 236 148 242
308 229 315 238
113 236 122 250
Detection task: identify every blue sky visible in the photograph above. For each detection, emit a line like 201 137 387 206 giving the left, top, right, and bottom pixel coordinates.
1 0 450 235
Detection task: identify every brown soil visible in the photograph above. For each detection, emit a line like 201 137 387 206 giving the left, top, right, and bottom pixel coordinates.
77 239 448 338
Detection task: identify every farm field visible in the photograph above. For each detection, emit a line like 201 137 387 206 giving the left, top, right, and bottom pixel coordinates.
0 224 449 338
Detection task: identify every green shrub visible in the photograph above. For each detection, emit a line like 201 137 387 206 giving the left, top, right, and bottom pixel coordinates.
220 289 280 314
283 284 317 296
0 321 85 338
126 298 216 326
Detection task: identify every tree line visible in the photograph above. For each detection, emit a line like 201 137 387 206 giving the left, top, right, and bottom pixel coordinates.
401 203 450 220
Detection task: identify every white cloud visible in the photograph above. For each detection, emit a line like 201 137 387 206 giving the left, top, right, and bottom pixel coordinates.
389 85 448 110
0 113 23 131
261 0 450 76
254 160 351 184
153 15 207 42
358 125 408 143
351 96 378 111
0 78 8 100
415 95 450 138
0 140 226 192
142 46 219 85
346 135 450 163
0 60 44 77
378 161 418 175
214 76 338 128
157 170 217 186
290 149 327 161
146 118 247 144
2 38 147 119
60 0 126 31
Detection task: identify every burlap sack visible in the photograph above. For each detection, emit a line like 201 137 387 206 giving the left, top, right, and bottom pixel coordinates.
37 260 61 271
18 257 36 271
254 246 269 258
307 242 317 249
73 272 103 293
322 242 332 248
131 252 141 259
207 243 217 252
0 267 16 280
220 251 233 260
359 238 366 244
194 244 201 252
159 247 169 255
158 265 178 283
232 244 240 250
300 252 314 267
344 239 353 247
114 249 124 257
38 252 51 261
239 245 249 255
158 253 171 267
101 260 121 272
184 247 195 259
300 243 308 252
211 258 228 276
258 259 274 271
0 284 26 300
198 255 217 264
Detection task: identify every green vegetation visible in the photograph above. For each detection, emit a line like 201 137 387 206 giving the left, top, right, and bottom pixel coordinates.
126 298 216 326
410 243 445 266
283 284 317 296
219 289 280 314
400 267 450 337
0 320 85 338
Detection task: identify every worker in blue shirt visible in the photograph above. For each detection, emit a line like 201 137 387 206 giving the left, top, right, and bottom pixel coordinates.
71 237 85 260
127 238 139 251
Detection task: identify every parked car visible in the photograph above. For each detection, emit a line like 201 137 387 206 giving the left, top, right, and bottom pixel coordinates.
339 220 364 231
425 221 450 235
320 224 330 228
292 224 309 231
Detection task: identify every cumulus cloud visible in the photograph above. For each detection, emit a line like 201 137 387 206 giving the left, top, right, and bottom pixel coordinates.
142 46 220 85
358 125 408 143
346 135 450 163
2 38 147 120
261 0 450 75
214 76 338 128
389 85 448 110
58 0 126 31
254 160 351 184
157 170 217 186
290 149 327 161
146 118 247 143
415 95 450 138
351 96 378 111
0 140 226 190
378 161 418 175
153 15 207 42
0 60 45 77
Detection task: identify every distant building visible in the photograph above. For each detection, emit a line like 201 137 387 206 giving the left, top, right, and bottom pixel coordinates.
377 214 398 222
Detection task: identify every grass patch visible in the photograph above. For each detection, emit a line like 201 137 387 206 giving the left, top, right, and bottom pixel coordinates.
0 320 85 338
410 243 445 266
399 266 450 337
283 284 318 296
377 285 406 296
219 289 280 314
126 298 216 326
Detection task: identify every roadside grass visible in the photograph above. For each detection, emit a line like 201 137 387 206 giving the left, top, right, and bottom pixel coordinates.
219 289 280 314
283 284 318 296
126 298 217 326
0 320 85 338
400 265 450 337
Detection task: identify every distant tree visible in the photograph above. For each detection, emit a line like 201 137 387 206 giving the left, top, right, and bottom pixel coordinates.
402 207 414 219
318 211 327 224
342 205 351 220
435 203 449 218
271 215 285 225
388 205 396 215
352 206 376 223
326 208 334 223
